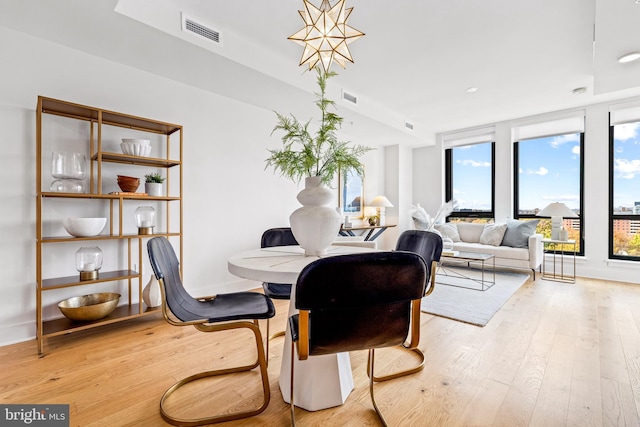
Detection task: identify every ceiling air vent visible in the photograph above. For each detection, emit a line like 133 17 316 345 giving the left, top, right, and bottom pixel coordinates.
181 13 221 45
342 90 358 105
405 121 414 131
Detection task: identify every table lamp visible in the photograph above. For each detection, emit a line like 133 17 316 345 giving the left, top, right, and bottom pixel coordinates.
76 246 103 281
369 196 393 226
536 202 578 240
135 206 155 235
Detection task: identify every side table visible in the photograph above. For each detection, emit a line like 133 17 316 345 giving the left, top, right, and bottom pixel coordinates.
541 239 576 283
338 224 396 241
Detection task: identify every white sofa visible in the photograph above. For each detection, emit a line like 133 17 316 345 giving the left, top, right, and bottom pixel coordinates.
434 221 543 278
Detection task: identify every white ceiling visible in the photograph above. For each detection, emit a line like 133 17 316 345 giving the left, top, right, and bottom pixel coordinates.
2 0 640 146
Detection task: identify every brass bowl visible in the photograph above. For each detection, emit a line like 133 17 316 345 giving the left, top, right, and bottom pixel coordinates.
58 293 120 321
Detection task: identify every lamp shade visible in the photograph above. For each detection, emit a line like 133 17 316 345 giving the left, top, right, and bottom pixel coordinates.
369 196 393 208
536 202 578 218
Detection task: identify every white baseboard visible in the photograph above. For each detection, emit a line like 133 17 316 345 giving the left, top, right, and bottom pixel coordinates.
0 321 36 348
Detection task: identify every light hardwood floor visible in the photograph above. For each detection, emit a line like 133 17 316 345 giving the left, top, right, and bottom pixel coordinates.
2 276 640 426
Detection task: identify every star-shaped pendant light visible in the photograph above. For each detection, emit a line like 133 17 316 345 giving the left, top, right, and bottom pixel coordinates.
288 0 365 73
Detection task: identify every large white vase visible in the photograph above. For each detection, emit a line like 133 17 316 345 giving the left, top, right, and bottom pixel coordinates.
290 176 342 256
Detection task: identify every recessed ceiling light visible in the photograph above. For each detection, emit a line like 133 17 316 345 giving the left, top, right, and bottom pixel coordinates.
466 87 478 93
618 52 640 63
572 87 587 95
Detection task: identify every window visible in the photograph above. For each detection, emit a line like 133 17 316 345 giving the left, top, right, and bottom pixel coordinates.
445 141 495 222
609 117 640 260
514 132 584 254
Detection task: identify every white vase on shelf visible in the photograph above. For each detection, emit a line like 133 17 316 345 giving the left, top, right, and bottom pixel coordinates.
142 274 162 308
290 176 342 256
145 182 163 197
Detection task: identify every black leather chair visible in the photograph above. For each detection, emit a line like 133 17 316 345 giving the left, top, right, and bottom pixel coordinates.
147 237 275 426
365 230 442 383
395 229 443 298
288 251 427 426
260 227 299 300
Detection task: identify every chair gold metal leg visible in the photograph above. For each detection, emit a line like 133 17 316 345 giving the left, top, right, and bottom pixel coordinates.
266 319 270 368
160 321 270 426
368 349 389 427
290 339 296 427
270 330 285 340
367 344 425 382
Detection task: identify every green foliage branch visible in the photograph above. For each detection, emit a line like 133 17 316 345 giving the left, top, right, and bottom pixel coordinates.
266 67 372 186
144 173 165 183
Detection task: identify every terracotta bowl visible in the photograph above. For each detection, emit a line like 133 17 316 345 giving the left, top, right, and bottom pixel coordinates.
117 175 140 192
58 293 120 321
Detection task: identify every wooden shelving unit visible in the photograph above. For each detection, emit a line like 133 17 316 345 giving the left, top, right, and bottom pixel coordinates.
35 96 183 354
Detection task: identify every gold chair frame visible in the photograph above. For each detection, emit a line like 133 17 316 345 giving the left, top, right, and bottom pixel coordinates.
290 294 425 426
157 279 271 426
367 260 438 382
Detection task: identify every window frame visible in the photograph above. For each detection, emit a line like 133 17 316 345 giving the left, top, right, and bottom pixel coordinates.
445 141 496 221
608 116 640 261
513 132 585 256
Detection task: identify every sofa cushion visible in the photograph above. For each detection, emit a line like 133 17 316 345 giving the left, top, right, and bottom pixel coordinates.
434 223 460 242
479 223 508 246
456 222 484 243
501 219 540 248
452 242 531 261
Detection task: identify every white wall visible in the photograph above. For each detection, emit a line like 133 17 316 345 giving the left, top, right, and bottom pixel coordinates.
0 26 386 346
413 100 640 284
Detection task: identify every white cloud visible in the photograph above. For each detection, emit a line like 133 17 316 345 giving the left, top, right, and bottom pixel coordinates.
550 133 579 148
572 145 580 155
458 159 491 167
527 166 548 176
615 158 640 179
614 122 640 142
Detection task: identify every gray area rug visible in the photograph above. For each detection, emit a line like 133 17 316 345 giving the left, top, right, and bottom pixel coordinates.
421 267 529 327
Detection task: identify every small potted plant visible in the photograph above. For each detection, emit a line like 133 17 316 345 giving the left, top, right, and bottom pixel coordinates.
144 173 165 197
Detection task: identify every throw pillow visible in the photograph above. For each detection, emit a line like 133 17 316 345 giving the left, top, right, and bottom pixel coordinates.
501 219 540 248
434 223 461 242
479 223 508 246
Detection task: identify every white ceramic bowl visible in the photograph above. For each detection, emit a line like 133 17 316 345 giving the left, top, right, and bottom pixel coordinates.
120 142 132 155
63 217 107 237
122 138 150 145
120 139 151 157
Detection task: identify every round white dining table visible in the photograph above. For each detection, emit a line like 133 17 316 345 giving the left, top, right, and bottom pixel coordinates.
228 244 378 411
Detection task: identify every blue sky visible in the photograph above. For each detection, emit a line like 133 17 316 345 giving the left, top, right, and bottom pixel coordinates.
518 133 581 211
454 134 582 212
613 122 640 210
452 122 640 213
